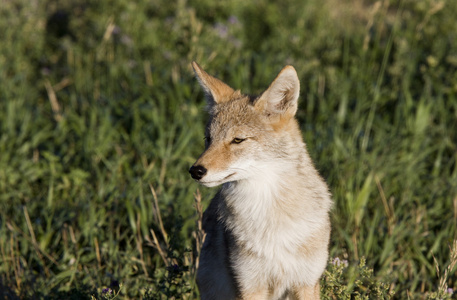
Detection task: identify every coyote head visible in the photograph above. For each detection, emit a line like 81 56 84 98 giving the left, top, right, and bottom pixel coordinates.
189 62 301 187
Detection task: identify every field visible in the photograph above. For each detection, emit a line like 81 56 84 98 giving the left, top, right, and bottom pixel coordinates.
0 0 456 299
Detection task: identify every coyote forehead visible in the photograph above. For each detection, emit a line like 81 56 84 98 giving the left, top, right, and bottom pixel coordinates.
207 96 270 140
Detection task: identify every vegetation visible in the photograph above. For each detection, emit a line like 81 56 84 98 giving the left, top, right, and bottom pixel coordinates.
0 0 456 298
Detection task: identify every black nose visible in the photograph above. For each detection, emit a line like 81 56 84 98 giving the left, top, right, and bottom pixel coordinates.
189 165 207 180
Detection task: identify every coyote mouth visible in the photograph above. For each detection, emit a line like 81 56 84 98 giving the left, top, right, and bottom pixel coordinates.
222 172 236 180
200 172 236 186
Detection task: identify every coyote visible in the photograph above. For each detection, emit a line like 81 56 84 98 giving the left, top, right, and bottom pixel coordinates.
189 62 332 300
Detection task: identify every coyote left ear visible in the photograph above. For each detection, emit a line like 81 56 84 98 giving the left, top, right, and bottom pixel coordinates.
192 61 236 108
255 65 300 118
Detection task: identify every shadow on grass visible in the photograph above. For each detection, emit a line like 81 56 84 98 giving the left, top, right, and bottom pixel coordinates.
0 280 97 300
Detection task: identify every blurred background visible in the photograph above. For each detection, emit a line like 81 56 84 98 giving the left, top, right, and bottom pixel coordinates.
0 0 456 299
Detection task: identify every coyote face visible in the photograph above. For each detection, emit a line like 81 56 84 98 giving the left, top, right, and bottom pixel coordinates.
191 97 275 187
189 63 300 188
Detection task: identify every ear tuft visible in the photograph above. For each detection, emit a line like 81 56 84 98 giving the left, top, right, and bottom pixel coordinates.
192 61 236 108
255 65 300 117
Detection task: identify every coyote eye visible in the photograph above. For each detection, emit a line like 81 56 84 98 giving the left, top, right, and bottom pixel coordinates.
231 138 245 144
204 136 211 145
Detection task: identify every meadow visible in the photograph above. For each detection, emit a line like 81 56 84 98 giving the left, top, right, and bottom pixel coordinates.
0 0 456 299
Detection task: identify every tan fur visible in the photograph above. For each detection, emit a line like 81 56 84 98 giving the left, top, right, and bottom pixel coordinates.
190 62 332 300
292 284 321 300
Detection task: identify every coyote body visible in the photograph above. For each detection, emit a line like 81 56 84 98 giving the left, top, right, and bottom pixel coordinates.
189 62 332 300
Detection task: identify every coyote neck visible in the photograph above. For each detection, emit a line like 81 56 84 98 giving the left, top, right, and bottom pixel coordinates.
220 148 325 231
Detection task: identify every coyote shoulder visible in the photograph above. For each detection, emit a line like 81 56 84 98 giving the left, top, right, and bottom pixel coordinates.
189 62 332 300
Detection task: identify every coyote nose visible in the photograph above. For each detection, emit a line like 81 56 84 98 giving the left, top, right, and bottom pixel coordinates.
189 165 207 180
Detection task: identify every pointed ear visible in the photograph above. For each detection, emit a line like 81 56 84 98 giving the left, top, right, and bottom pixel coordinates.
192 61 236 108
255 65 300 118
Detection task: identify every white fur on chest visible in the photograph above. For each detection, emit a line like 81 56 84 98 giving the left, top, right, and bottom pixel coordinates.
220 161 329 291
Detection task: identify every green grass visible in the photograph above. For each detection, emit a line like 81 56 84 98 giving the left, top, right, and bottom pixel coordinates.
0 0 456 299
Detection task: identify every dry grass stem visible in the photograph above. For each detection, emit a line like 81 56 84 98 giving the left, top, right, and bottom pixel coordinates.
44 79 62 122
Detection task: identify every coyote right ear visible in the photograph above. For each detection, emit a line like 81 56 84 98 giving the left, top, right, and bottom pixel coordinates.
255 65 300 119
192 61 236 107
